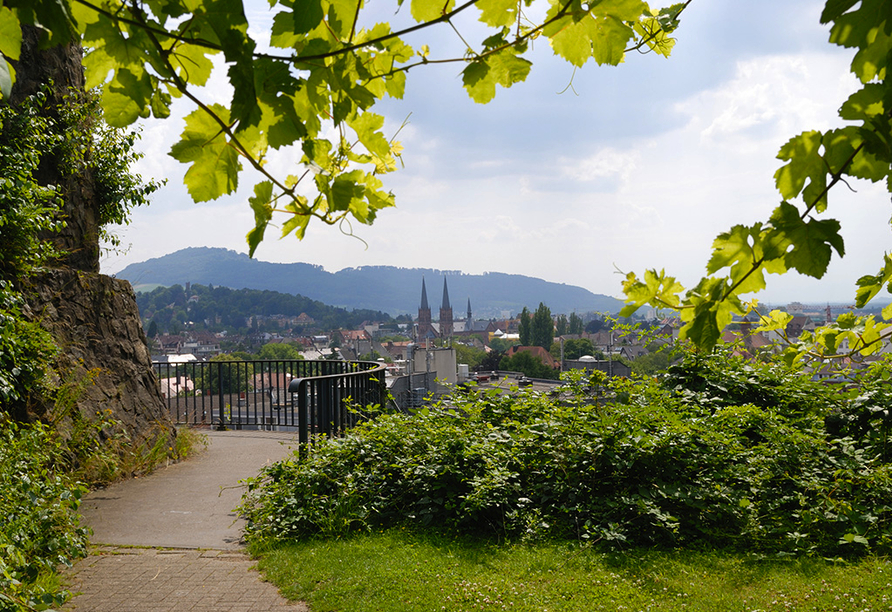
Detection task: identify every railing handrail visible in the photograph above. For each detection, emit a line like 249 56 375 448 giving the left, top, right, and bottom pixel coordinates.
153 359 387 441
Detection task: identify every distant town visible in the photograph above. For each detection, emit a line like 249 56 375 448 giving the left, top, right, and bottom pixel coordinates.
140 276 891 398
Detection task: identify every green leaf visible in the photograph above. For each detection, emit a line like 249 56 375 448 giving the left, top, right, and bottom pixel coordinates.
707 224 758 274
820 0 859 24
546 0 642 67
101 69 154 127
329 170 364 212
851 23 891 84
84 13 145 69
0 6 22 61
855 254 892 308
774 131 824 203
462 59 494 103
247 181 274 257
840 533 869 545
755 310 794 333
680 277 740 350
271 10 301 47
281 199 311 240
476 0 518 28
292 0 324 35
169 43 216 87
462 50 532 103
840 84 885 121
19 0 77 46
411 0 454 23
589 17 634 66
769 202 844 279
82 47 116 89
0 58 12 99
828 0 880 49
349 112 390 158
327 0 359 39
620 269 683 317
169 104 242 202
592 0 648 21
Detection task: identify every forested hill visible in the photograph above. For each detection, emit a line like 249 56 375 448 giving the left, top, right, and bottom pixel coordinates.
135 284 395 332
115 247 623 317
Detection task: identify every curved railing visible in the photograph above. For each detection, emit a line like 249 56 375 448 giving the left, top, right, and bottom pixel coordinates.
152 359 386 442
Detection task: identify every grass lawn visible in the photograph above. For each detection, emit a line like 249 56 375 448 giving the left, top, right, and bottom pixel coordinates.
252 531 892 611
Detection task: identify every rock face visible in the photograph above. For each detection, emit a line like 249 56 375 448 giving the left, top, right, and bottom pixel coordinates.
25 269 175 449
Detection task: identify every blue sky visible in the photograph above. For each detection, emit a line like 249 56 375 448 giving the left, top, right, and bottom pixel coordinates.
102 0 891 308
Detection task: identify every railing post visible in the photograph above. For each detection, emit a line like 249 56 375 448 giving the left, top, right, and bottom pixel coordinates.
217 360 225 429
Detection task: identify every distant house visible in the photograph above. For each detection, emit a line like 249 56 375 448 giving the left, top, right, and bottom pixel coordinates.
787 315 814 338
252 372 294 394
619 344 648 361
158 376 194 398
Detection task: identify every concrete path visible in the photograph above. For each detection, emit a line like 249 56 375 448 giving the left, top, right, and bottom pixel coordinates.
63 429 309 611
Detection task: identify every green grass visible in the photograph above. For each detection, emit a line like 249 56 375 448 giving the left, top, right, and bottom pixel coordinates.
253 531 892 611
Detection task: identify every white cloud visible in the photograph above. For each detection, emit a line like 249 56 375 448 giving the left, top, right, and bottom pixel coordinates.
560 148 641 183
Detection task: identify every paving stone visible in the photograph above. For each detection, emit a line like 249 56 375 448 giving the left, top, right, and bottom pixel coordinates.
62 431 309 611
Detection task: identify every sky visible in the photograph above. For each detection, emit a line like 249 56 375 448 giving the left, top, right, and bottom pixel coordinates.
101 0 892 307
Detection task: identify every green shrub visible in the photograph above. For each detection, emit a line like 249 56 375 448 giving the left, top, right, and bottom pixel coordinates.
0 417 88 612
242 348 892 557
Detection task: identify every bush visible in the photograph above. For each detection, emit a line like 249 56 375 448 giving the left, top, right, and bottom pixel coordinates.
242 348 892 557
0 417 88 612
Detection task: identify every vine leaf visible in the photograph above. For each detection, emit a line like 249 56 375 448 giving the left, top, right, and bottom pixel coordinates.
477 0 518 28
462 50 532 103
0 7 22 65
769 202 844 279
247 181 274 257
169 105 242 202
775 131 825 207
412 0 455 23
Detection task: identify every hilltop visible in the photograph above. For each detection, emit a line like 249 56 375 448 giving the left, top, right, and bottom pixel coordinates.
114 248 623 317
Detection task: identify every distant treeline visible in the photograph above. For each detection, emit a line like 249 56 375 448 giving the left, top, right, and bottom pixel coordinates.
136 284 404 333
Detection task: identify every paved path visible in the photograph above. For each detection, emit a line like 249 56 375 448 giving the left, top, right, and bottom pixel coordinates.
63 429 308 611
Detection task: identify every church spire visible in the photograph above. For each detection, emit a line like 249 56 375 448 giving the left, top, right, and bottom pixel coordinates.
439 277 453 338
467 298 472 321
420 277 429 310
441 277 451 310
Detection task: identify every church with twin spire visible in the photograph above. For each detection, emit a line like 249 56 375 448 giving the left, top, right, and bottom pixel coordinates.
416 277 454 340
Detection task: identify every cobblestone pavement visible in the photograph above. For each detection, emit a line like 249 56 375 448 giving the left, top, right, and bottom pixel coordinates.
64 547 306 612
62 430 308 611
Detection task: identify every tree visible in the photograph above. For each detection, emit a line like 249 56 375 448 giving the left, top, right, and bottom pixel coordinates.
258 342 303 360
568 312 584 335
585 318 608 334
518 307 532 346
499 351 558 380
531 303 553 350
1 0 686 256
552 337 598 360
555 314 568 337
619 1 892 364
454 342 486 370
489 337 518 353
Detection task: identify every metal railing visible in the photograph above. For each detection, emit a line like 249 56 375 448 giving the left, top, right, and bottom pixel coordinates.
152 359 386 444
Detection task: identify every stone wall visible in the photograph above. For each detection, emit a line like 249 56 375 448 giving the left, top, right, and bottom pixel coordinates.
25 269 175 450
